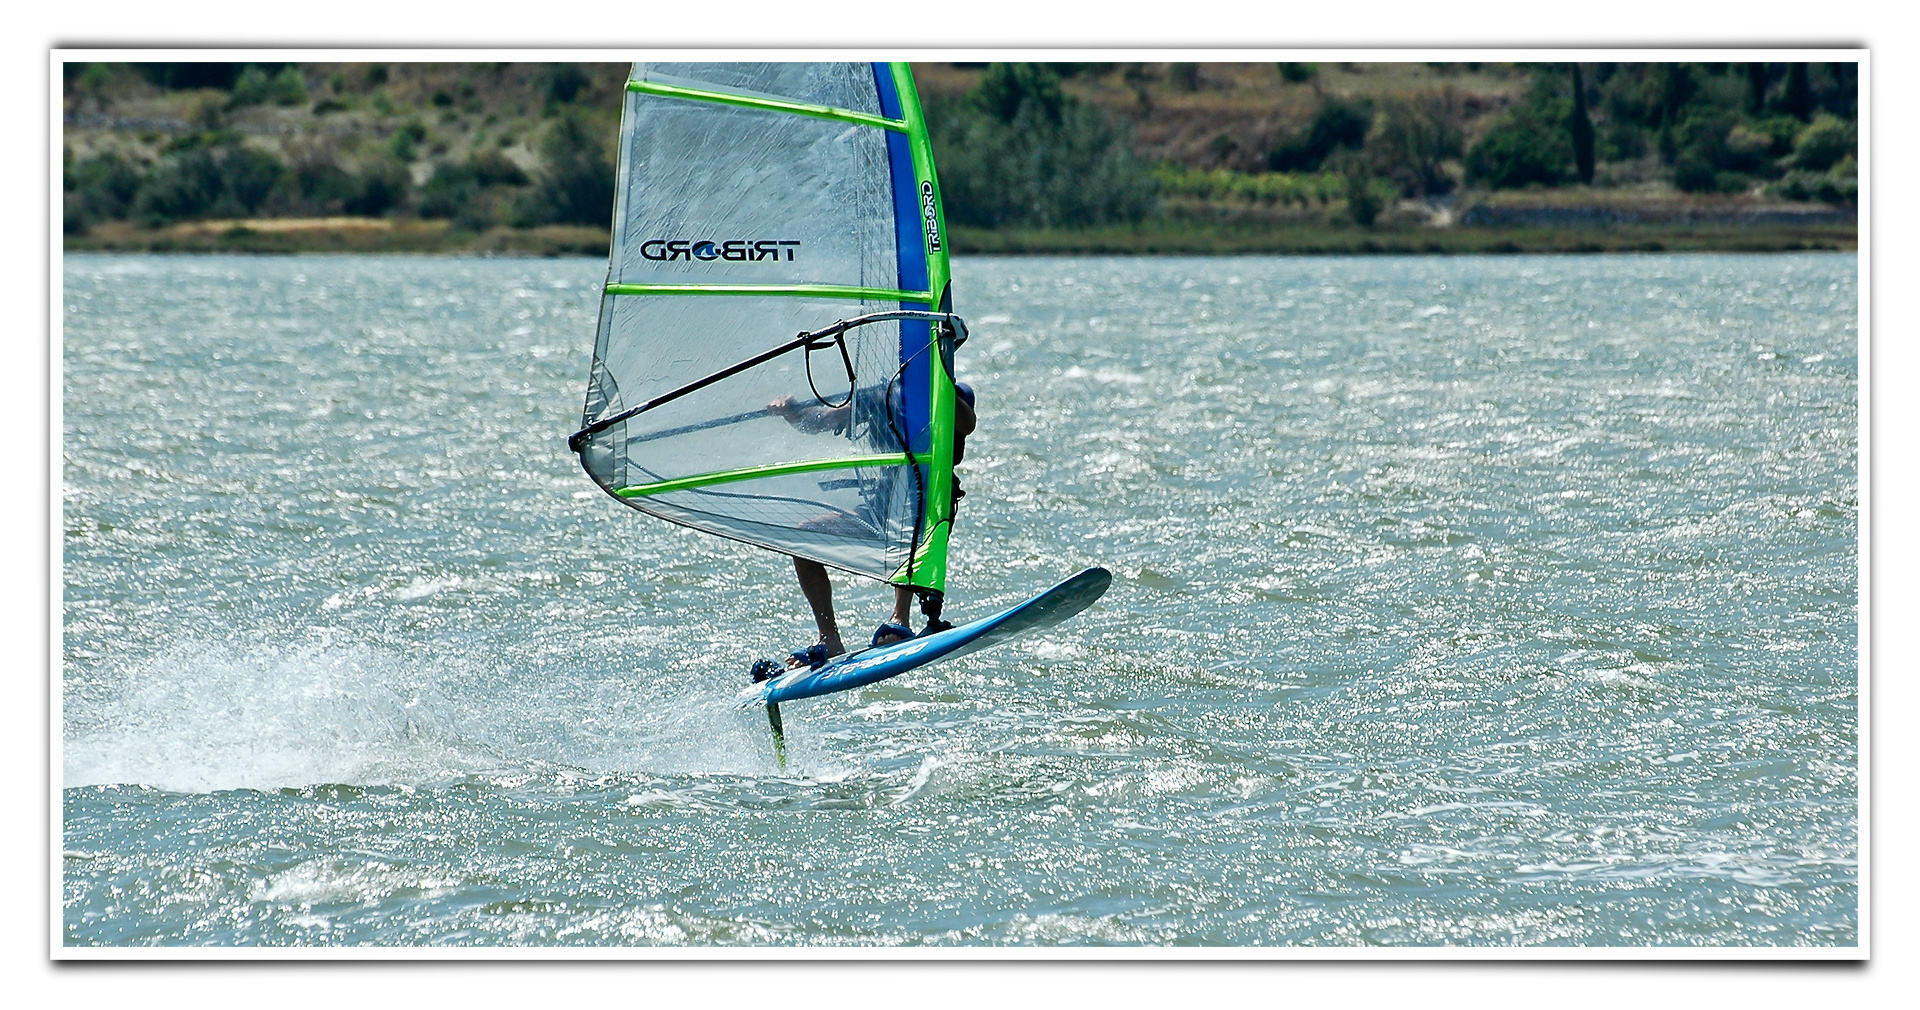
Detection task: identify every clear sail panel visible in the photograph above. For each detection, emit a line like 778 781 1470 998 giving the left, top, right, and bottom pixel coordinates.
609 95 899 291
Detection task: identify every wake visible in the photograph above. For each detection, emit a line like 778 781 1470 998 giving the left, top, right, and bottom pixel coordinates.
62 632 811 793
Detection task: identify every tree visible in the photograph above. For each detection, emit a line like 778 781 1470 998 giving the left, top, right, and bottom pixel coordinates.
929 63 1154 229
545 63 589 105
514 110 615 227
68 150 142 229
1329 149 1383 226
1466 112 1570 189
1784 63 1813 121
972 62 1065 126
1267 96 1372 172
1747 62 1770 115
129 134 290 225
1365 90 1462 196
1657 63 1698 130
1789 114 1855 172
1569 64 1595 185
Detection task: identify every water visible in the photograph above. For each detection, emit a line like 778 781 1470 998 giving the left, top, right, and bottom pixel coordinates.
60 252 1858 947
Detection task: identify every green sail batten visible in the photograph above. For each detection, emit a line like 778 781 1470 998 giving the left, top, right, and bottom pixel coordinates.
888 61 959 596
604 282 934 301
627 78 909 133
613 454 911 498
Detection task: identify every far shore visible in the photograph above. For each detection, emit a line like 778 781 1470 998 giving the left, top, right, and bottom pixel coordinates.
67 192 1850 259
64 215 1855 258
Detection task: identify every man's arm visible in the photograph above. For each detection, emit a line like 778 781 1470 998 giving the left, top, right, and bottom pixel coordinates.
768 394 850 435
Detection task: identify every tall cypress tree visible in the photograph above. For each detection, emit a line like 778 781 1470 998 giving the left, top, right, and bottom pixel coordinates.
1569 63 1595 185
1785 63 1813 121
1747 62 1769 115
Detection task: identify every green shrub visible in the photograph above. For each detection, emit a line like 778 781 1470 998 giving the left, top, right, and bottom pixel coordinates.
1366 90 1463 196
971 62 1065 126
513 110 615 227
230 65 273 107
387 121 427 161
1267 97 1372 172
1344 175 1384 226
346 158 410 217
203 63 303 108
284 159 361 215
1151 164 1342 206
1596 116 1648 162
1723 122 1774 163
1773 150 1857 206
1772 172 1812 201
1671 111 1753 176
133 139 286 224
1790 113 1854 171
1047 63 1113 79
1278 62 1318 83
70 151 143 223
419 151 531 226
270 65 307 105
1465 113 1569 188
1328 149 1390 226
469 150 529 187
1814 169 1856 206
1672 154 1716 192
1747 115 1802 156
545 63 589 105
75 63 116 95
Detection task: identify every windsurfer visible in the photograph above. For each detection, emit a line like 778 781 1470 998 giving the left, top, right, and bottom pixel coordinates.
767 381 975 669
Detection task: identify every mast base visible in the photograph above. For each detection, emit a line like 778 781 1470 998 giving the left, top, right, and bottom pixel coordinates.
916 589 953 635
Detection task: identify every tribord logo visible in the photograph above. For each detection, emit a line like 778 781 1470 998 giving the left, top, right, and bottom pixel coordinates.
920 181 942 253
639 239 800 262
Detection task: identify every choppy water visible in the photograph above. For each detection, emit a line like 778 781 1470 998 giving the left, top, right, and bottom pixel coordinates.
61 252 1858 947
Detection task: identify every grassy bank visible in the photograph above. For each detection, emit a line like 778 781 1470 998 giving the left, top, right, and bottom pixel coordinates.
66 219 612 256
950 219 1857 255
63 216 1854 257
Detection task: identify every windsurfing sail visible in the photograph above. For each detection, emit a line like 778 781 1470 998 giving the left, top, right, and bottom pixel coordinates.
570 62 963 594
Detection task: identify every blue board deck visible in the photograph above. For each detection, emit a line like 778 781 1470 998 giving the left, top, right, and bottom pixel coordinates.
744 567 1112 707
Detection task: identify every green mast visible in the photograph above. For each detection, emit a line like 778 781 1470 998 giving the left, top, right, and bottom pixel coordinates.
888 62 960 598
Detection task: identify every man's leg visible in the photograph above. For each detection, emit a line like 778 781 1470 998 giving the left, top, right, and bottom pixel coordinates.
792 557 844 664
